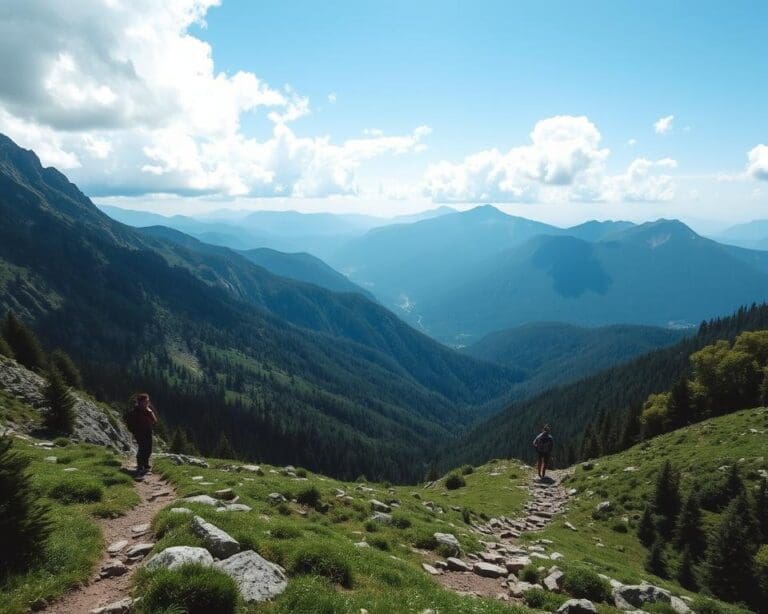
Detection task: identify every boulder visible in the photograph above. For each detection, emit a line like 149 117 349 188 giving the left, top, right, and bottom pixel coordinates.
670 596 691 614
544 569 564 591
146 546 213 570
433 532 461 556
191 515 240 559
217 503 252 513
90 597 134 614
370 511 392 524
557 599 598 614
422 563 441 575
170 507 193 514
596 501 612 512
238 464 261 473
107 539 129 554
184 495 219 506
472 562 507 578
267 493 287 504
215 550 287 602
369 499 391 513
215 488 237 500
613 584 671 610
505 556 532 572
100 559 129 578
446 557 470 572
509 581 539 597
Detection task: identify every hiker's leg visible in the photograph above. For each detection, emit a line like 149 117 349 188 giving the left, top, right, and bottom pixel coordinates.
145 434 153 470
137 433 150 470
537 455 543 477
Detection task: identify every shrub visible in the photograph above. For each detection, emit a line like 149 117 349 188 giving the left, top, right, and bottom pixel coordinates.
461 508 471 524
0 437 51 575
49 349 83 389
519 564 541 583
271 523 302 539
524 587 568 610
561 566 612 602
364 520 379 533
296 468 308 478
411 530 438 550
136 564 238 614
369 536 390 551
48 477 104 504
276 503 291 516
390 513 411 529
445 473 466 490
2 312 45 371
289 543 353 587
296 485 321 507
646 604 679 614
460 464 474 475
611 521 629 533
53 437 70 447
43 367 76 434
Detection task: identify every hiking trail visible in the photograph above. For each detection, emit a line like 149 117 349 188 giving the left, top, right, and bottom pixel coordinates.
42 469 176 614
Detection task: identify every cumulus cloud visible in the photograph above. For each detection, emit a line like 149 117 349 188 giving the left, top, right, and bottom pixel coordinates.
422 115 677 204
654 115 674 135
747 144 768 181
0 0 428 198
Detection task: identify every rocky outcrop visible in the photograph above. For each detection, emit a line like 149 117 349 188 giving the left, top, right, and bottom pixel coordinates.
214 550 287 602
191 515 240 559
613 584 672 610
0 356 134 452
145 546 214 570
558 599 598 614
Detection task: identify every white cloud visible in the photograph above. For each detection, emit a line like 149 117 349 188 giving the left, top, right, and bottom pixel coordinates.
747 144 768 181
654 114 674 135
627 138 637 147
0 0 428 199
422 116 677 204
327 92 337 104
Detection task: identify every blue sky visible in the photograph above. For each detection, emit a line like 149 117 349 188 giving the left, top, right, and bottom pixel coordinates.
0 1 766 229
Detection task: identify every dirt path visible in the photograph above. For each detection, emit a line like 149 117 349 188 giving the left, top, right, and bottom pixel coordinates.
42 469 177 614
434 469 571 601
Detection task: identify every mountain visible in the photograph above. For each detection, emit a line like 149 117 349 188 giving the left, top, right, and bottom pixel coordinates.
0 133 517 481
714 219 768 250
463 322 686 398
418 219 768 342
449 302 768 470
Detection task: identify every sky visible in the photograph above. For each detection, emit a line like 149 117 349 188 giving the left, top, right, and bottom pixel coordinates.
0 0 766 231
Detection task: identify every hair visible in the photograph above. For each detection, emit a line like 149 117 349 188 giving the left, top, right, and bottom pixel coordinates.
543 424 551 432
136 393 150 401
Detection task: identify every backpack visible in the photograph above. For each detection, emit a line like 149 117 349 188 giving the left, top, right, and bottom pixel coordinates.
535 432 553 453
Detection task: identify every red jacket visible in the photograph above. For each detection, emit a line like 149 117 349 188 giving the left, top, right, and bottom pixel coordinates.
127 406 157 434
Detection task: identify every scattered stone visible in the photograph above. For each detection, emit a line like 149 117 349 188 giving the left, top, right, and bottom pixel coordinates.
509 581 539 597
63 467 79 472
623 466 638 472
670 596 691 614
217 503 252 512
505 556 532 572
446 557 470 572
422 563 441 575
354 541 370 548
100 559 129 578
472 562 507 578
613 584 672 610
90 597 134 614
565 521 578 531
169 507 193 514
107 540 129 554
126 543 154 558
44 456 57 463
191 515 240 559
550 552 564 560
581 462 594 470
191 476 204 481
183 495 219 506
596 501 612 512
215 550 287 602
370 499 391 513
131 523 151 536
146 546 213 570
433 532 461 556
558 598 598 614
544 569 564 591
239 464 261 473
267 493 287 505
215 488 237 500
370 511 393 524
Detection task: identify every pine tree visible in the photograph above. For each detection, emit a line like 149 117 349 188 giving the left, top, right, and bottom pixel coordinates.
638 504 656 547
723 464 746 502
170 428 193 454
760 368 768 407
49 349 83 389
677 545 698 590
755 479 768 543
2 312 46 371
620 404 642 449
0 436 52 575
652 461 681 537
703 493 759 603
0 335 12 358
645 539 668 578
43 367 75 434
213 433 237 459
667 377 694 428
674 492 707 559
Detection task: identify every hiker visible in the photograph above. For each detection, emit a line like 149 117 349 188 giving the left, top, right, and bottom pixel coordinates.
533 424 554 479
126 393 158 475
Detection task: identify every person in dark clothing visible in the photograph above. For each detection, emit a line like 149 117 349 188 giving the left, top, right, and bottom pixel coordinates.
533 424 554 479
126 393 158 475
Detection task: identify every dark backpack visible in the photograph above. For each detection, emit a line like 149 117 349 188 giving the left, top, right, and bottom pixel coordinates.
535 432 553 453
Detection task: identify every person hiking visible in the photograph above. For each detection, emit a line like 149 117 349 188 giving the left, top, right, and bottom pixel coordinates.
126 393 158 475
533 424 554 479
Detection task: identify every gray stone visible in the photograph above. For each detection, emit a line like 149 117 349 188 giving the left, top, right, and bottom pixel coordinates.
217 503 252 512
613 584 671 610
596 501 612 512
215 488 237 500
370 511 392 524
100 559 129 578
354 541 370 548
63 467 79 472
472 562 507 578
505 556 532 572
131 523 150 535
146 546 214 570
544 569 564 591
191 515 240 559
239 464 261 473
107 539 129 554
267 492 287 504
565 521 578 531
90 597 134 614
44 456 58 463
433 532 461 556
670 596 691 614
369 499 391 513
509 581 539 597
558 599 598 614
156 453 209 468
184 494 219 506
446 557 470 572
215 550 287 603
169 507 193 514
422 563 441 575
126 543 154 558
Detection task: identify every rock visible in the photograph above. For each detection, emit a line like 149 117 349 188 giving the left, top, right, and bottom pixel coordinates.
191 515 240 559
544 570 564 591
215 488 237 500
581 461 594 470
509 581 539 597
126 543 154 558
146 546 214 570
156 453 209 468
613 584 671 610
184 495 219 506
170 507 193 514
100 559 129 578
238 464 261 473
505 556 532 572
191 476 204 481
472 562 507 578
370 511 393 524
354 541 370 548
107 539 129 554
596 501 612 512
131 523 151 535
267 493 287 504
479 551 505 564
90 597 134 614
550 552 564 560
446 557 470 571
44 456 57 463
623 466 638 472
433 533 461 556
564 521 578 531
333 488 346 497
557 598 598 614
217 503 252 512
215 550 287 602
62 467 79 472
422 563 441 575
369 499 391 513
670 596 691 614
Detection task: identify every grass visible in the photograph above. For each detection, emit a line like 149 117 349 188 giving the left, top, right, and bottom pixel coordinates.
0 440 139 613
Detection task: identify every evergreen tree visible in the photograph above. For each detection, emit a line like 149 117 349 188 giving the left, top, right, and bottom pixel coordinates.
645 539 668 578
638 504 656 547
760 368 768 407
49 349 83 389
703 493 759 604
0 436 52 576
674 492 707 559
652 461 681 537
0 335 12 358
667 377 694 428
43 368 76 434
170 428 193 455
723 464 746 502
755 479 768 543
620 404 642 449
2 312 46 371
213 433 237 459
677 545 698 590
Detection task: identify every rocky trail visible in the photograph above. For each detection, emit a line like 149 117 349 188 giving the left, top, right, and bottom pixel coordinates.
431 469 572 602
42 469 176 614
